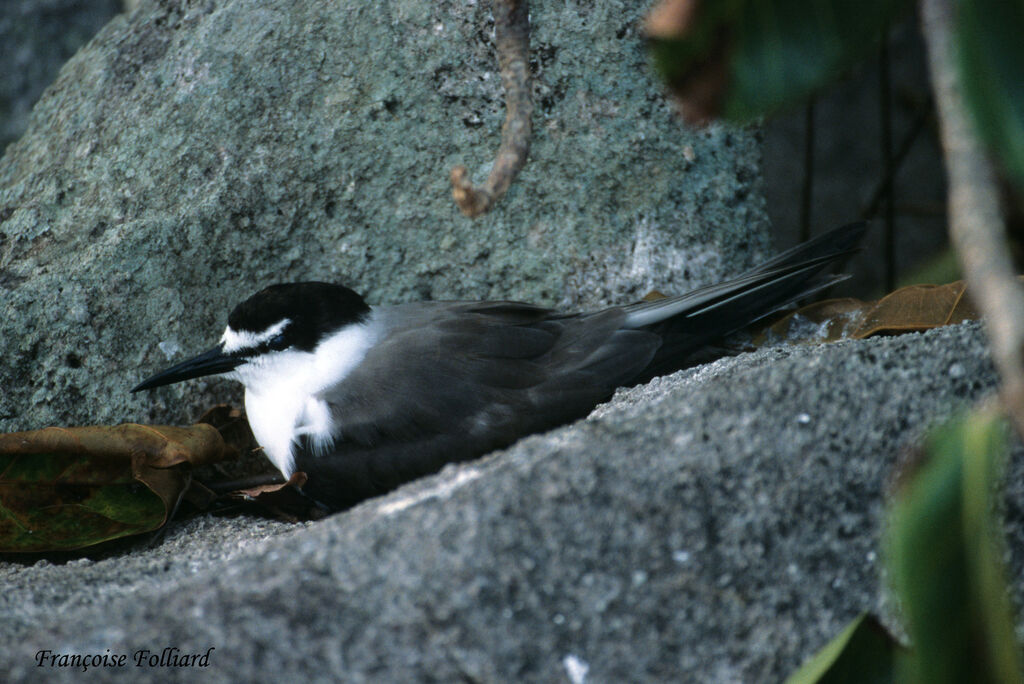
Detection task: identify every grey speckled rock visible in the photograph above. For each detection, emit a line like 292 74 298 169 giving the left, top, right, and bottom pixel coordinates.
0 0 123 153
0 323 1008 682
0 0 768 432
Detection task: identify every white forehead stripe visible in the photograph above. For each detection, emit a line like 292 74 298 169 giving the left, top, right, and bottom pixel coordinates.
220 319 291 353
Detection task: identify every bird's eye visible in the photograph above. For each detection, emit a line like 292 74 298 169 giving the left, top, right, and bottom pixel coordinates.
268 333 288 350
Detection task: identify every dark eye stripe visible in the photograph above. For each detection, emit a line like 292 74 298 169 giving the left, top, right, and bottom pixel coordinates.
251 333 289 354
231 332 291 359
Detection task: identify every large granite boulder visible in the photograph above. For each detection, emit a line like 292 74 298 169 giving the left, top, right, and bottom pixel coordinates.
0 0 768 431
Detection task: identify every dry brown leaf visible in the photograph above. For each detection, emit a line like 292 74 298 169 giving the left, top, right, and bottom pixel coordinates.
0 424 229 552
754 279 994 346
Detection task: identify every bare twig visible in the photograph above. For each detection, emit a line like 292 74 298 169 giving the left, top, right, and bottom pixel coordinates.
800 100 815 242
861 101 933 219
203 473 286 495
920 0 1024 436
879 33 896 292
450 0 532 218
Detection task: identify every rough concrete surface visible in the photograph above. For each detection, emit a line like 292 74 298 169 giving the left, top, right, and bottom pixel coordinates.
0 323 1008 682
0 0 769 433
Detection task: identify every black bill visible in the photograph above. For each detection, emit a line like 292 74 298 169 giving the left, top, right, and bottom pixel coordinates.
131 344 244 392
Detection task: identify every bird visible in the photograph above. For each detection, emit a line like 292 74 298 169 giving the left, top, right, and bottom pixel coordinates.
132 222 865 511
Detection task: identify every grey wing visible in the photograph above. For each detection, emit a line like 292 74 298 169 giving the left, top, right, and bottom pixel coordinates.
294 301 660 510
622 221 867 329
621 221 866 380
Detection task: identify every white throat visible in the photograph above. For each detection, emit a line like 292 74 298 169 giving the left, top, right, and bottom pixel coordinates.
227 313 378 478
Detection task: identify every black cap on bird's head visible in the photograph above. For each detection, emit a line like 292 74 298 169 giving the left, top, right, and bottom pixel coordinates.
227 282 371 353
130 282 371 392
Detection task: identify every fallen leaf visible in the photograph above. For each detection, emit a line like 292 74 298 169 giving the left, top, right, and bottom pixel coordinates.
0 424 228 552
754 279 988 345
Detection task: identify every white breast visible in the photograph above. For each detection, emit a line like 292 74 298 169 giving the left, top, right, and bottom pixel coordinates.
229 315 379 478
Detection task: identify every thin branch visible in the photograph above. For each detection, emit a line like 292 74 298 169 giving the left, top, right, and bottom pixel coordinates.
450 0 533 218
920 0 1024 436
203 473 286 495
879 33 896 292
861 100 933 219
800 100 815 243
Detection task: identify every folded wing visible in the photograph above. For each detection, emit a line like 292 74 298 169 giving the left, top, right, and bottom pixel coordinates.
295 301 659 509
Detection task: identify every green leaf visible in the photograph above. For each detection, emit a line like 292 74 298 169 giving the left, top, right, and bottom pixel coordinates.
784 613 898 684
0 424 228 552
0 452 167 552
956 0 1024 191
647 0 911 122
887 409 1023 684
728 0 907 119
